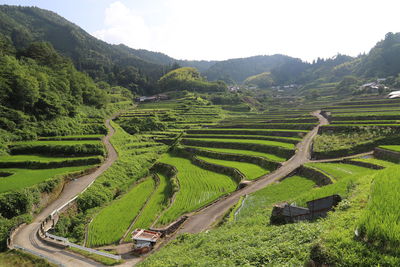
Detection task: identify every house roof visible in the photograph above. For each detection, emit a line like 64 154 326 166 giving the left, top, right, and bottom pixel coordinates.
132 229 161 242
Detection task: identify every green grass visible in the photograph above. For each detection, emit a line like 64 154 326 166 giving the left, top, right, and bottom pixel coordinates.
351 157 397 168
306 162 370 180
184 138 295 149
0 250 56 267
13 140 101 145
186 146 286 162
358 168 400 253
0 165 94 193
87 177 155 247
155 153 237 226
131 173 172 230
68 247 123 266
0 155 100 163
237 175 316 221
378 145 400 152
197 156 269 180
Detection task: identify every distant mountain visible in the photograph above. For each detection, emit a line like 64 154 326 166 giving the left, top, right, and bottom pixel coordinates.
0 5 171 94
203 54 300 83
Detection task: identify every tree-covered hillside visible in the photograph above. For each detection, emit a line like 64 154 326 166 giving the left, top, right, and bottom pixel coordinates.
158 67 227 93
203 54 299 83
0 5 168 95
0 34 125 151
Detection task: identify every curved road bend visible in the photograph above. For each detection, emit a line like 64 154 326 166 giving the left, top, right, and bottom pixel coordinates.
12 118 118 267
177 110 329 234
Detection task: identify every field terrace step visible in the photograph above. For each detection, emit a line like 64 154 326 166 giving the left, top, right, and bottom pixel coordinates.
186 129 308 138
184 134 301 144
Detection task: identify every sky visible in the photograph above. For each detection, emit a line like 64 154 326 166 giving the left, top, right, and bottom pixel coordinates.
2 0 400 62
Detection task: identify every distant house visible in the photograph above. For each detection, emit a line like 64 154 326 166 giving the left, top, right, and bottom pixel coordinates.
388 90 400 99
270 194 342 224
136 94 169 103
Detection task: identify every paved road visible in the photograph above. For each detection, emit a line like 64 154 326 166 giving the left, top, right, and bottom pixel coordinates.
177 110 329 234
12 118 118 267
11 110 328 267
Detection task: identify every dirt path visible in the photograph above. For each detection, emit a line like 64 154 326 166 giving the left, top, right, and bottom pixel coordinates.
11 118 119 267
176 110 329 234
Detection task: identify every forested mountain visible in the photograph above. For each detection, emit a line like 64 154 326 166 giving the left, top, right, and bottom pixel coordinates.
203 54 301 83
0 5 169 94
355 32 400 77
0 33 115 147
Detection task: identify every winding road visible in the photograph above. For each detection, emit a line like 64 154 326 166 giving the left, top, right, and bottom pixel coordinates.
10 110 328 267
176 110 329 234
11 118 118 267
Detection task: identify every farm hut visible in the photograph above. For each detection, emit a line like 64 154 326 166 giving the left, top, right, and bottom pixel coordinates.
270 202 310 224
132 229 161 254
270 194 341 225
306 194 342 220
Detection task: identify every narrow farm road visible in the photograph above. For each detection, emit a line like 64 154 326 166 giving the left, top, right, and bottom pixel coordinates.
11 117 119 267
176 110 329 234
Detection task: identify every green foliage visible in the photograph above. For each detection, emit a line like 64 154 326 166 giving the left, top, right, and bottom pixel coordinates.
335 75 360 93
158 67 227 92
313 127 395 153
244 72 275 88
117 116 166 134
0 249 55 267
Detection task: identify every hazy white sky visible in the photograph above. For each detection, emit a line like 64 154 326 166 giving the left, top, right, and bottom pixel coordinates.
3 0 400 61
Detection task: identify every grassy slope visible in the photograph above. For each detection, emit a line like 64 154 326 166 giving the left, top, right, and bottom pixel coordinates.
0 250 55 267
197 155 269 180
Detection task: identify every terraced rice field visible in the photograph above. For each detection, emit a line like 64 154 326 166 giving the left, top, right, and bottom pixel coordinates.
155 153 237 226
306 162 370 180
184 134 301 143
131 173 172 230
350 157 397 168
185 146 286 162
0 166 94 193
183 138 295 149
87 177 155 247
196 156 269 180
0 155 100 163
0 135 106 193
13 140 101 145
378 145 400 152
